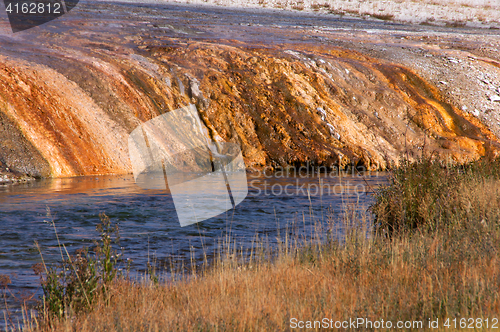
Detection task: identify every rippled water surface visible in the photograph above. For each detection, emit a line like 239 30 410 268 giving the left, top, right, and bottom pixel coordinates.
0 172 386 324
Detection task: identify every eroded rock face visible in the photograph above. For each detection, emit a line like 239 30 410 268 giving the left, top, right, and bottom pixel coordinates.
0 3 499 177
148 42 499 171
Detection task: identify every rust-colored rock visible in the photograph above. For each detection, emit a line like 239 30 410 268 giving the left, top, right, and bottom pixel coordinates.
0 4 499 178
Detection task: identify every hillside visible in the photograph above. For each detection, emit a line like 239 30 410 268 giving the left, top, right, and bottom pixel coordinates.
0 1 499 180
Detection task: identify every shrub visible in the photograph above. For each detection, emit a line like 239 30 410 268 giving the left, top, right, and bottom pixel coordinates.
34 212 123 321
371 157 500 236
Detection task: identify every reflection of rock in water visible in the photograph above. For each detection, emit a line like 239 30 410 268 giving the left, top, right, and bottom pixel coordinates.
0 5 499 178
128 104 248 226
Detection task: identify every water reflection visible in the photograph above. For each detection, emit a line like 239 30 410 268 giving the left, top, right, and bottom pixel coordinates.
128 104 248 227
0 172 386 325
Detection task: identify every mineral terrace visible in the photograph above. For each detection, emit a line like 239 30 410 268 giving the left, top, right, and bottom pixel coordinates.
0 2 499 180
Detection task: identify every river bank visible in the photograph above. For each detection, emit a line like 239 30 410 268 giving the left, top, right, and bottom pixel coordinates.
0 171 386 329
1 2 500 178
0 164 34 185
22 158 500 331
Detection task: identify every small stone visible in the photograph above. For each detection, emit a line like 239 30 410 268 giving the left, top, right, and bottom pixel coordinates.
489 95 500 102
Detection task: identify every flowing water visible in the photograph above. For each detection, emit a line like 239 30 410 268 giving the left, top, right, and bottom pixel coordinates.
0 172 386 325
2 0 498 327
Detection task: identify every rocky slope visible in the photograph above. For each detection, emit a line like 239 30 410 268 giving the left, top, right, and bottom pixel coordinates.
0 2 499 178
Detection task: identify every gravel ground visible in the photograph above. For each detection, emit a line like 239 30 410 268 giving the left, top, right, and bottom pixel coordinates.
97 0 500 27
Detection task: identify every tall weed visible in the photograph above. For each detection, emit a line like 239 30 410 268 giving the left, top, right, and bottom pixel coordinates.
34 212 123 322
371 157 500 235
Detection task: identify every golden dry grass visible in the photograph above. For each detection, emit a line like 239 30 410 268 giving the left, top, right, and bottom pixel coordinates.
26 213 500 330
21 160 500 331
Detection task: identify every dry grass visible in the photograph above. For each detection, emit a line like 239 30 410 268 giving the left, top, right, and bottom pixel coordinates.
372 158 500 235
20 159 500 331
24 221 500 331
24 221 500 329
